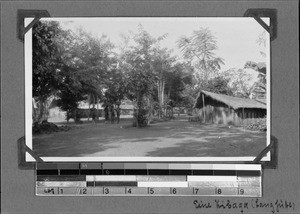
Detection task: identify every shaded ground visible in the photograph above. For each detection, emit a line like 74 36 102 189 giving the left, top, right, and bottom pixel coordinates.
33 116 266 157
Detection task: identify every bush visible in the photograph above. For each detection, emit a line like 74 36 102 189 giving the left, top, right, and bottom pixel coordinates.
243 117 267 131
33 120 71 134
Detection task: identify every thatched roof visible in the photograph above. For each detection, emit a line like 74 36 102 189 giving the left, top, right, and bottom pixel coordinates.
194 90 266 110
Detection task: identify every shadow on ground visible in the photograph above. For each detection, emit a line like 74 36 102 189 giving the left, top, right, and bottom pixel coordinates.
33 118 266 157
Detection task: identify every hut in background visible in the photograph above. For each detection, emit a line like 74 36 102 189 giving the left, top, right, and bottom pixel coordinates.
194 90 266 126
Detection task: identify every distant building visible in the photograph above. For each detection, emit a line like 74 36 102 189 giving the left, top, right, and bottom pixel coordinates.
194 90 266 126
47 99 135 122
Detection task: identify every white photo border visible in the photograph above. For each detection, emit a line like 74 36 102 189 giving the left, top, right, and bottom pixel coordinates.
25 17 271 162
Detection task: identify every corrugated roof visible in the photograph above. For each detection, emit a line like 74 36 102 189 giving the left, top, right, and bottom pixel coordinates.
194 90 266 110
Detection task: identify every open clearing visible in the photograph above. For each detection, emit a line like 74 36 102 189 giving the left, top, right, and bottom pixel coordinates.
33 117 266 157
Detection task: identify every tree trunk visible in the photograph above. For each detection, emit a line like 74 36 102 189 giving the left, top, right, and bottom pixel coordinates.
93 94 95 108
74 109 77 122
36 98 49 123
96 96 99 121
88 94 91 121
167 87 171 100
157 81 161 119
88 104 90 121
92 94 96 124
162 80 165 117
32 100 37 123
136 91 142 128
157 77 165 119
37 101 45 123
147 96 153 125
136 99 140 128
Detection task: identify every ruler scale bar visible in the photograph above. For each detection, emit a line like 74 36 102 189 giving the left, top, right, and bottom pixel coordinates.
36 170 261 176
36 163 262 197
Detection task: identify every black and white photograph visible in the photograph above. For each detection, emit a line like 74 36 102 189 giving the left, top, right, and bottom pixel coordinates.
1 1 299 213
26 17 270 161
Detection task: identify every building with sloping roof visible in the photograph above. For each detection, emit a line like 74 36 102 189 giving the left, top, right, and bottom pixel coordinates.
194 90 266 125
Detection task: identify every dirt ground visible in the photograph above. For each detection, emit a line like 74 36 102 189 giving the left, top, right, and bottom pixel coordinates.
33 116 267 157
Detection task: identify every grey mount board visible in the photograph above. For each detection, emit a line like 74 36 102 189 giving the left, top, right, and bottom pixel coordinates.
1 1 299 213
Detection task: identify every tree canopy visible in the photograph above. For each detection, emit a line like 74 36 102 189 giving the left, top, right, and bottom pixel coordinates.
32 21 265 126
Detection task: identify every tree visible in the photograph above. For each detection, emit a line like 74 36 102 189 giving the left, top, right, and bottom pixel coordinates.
243 30 267 99
118 25 183 125
202 76 233 96
33 21 116 123
220 68 259 98
32 20 72 123
177 27 224 88
56 29 115 121
56 76 84 122
164 63 193 116
244 61 266 98
103 68 127 105
151 47 176 118
256 31 267 58
119 26 157 127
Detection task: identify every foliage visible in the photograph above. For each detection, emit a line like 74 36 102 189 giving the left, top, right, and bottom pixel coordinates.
34 21 247 127
178 64 199 109
32 21 64 99
165 63 193 108
242 30 267 99
220 68 259 98
103 68 127 105
55 25 115 120
243 117 267 132
151 46 175 118
243 61 266 99
202 76 233 96
33 21 117 123
56 78 84 122
32 21 70 123
33 121 71 134
118 26 159 126
132 109 149 127
256 31 267 58
177 27 224 87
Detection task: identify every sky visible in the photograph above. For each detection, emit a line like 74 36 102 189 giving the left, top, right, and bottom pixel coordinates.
41 17 269 72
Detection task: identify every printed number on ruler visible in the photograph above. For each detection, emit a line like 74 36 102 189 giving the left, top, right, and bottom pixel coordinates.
104 187 110 194
78 188 88 194
215 188 222 195
126 188 132 194
171 188 177 195
239 188 244 195
149 188 154 194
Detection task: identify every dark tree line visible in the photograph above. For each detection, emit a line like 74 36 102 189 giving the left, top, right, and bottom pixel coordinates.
32 21 265 126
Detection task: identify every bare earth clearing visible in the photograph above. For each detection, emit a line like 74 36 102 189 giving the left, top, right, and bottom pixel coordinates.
33 116 266 157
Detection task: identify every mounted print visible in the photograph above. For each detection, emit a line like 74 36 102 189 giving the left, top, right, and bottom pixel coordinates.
24 17 271 162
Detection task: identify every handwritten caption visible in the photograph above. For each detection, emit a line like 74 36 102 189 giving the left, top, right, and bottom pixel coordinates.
193 198 295 213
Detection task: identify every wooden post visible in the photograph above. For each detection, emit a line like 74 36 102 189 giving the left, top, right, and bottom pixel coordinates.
242 108 245 127
202 94 205 123
87 94 90 121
